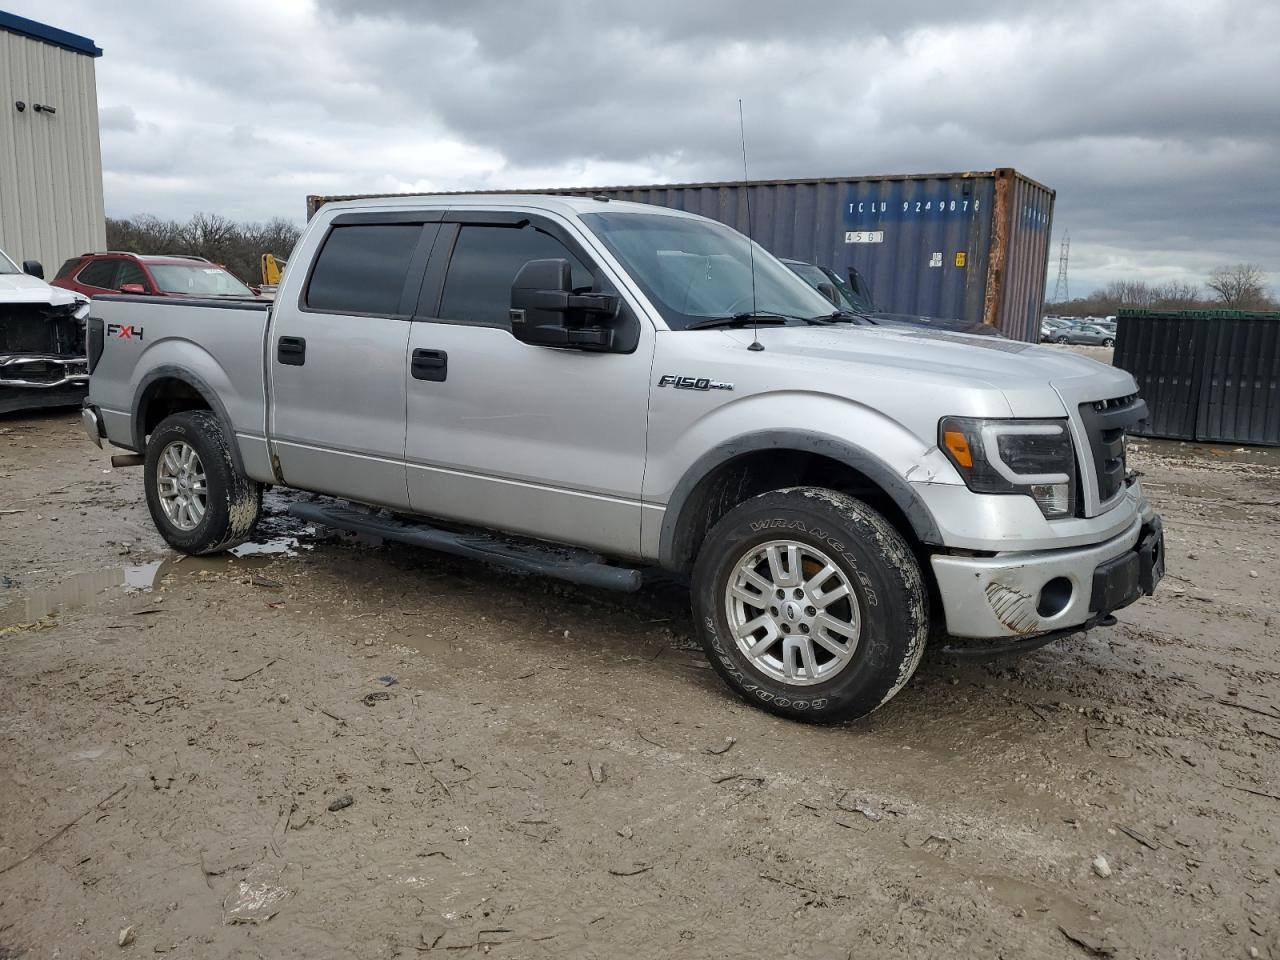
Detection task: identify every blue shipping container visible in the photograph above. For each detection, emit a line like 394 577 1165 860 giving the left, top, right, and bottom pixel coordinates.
308 168 1054 341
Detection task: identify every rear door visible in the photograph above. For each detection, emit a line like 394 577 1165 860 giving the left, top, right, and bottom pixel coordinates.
268 212 440 509
403 211 654 557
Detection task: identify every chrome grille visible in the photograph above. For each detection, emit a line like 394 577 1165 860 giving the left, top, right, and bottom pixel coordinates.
1078 393 1146 505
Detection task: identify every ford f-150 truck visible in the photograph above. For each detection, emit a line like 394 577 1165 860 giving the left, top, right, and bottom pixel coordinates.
82 195 1164 722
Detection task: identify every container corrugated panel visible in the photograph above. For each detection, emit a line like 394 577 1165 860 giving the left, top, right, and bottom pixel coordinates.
306 168 1055 341
1114 313 1209 439
1115 310 1280 446
1196 314 1280 445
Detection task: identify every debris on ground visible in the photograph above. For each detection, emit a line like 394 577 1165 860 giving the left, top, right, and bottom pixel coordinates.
327 794 353 812
705 736 737 755
221 863 293 924
1092 855 1112 878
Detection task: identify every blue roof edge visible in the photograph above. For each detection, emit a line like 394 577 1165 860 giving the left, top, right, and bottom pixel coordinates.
0 9 103 57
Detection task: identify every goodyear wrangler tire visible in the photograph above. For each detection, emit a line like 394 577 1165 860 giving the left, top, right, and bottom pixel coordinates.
692 487 928 723
144 410 261 555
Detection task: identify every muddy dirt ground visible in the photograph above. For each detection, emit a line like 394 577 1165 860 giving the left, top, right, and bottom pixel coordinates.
1 407 1278 960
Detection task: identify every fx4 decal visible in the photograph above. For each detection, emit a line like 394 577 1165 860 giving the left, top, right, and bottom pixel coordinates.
107 323 144 341
658 374 733 391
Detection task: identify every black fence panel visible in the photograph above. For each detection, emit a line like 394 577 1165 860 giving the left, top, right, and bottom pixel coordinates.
1115 310 1280 446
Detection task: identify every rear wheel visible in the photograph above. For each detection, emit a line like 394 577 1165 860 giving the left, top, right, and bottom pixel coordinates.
144 410 261 554
692 487 928 723
1102 337 1115 347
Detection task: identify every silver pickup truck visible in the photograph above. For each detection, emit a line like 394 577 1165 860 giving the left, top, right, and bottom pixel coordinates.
82 195 1164 722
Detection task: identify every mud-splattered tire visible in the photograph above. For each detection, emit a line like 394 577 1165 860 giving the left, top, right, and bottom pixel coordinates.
692 487 928 723
144 410 261 554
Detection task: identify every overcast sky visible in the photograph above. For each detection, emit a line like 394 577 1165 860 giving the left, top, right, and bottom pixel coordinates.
13 0 1278 296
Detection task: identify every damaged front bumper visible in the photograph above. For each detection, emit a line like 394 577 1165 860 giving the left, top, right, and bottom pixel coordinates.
931 510 1165 642
0 353 90 389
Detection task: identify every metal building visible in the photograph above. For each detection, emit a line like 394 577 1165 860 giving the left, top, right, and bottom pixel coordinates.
308 168 1054 341
0 11 105 276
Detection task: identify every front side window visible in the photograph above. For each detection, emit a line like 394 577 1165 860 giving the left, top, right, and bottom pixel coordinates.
0 248 21 274
305 224 422 314
150 264 254 297
579 212 835 330
438 225 593 328
117 261 148 289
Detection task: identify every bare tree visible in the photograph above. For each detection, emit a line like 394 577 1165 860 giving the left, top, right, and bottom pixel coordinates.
1151 280 1202 309
106 213 301 286
1206 263 1269 309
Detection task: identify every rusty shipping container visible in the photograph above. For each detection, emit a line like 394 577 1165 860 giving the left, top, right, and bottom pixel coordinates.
308 168 1054 341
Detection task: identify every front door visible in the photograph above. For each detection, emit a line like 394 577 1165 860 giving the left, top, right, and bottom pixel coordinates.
269 216 439 509
404 212 654 558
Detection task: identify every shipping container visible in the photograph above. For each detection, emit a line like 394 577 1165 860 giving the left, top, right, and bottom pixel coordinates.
1114 309 1280 446
306 168 1055 341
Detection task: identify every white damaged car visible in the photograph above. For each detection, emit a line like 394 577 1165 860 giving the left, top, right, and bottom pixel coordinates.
0 247 90 415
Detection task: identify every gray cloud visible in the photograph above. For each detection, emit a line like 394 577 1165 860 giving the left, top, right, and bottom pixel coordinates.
9 0 1277 294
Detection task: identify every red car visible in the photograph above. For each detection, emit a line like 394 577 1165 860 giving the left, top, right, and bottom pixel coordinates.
52 252 258 299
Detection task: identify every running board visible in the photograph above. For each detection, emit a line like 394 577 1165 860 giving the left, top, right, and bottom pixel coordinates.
287 502 643 592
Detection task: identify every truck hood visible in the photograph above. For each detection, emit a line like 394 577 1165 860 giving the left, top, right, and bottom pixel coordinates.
723 324 1137 417
0 273 85 308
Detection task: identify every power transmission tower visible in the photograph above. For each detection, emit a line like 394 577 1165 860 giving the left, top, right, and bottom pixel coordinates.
1052 233 1070 303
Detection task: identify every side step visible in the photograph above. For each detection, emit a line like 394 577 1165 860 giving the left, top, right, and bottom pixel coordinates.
287 502 643 593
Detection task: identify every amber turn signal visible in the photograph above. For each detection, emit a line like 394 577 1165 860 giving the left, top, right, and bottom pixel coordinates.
942 430 973 468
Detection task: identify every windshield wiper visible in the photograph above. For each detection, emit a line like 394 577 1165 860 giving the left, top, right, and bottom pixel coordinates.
685 313 795 330
808 309 878 326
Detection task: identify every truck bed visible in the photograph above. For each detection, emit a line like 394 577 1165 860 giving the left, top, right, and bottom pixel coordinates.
87 295 272 472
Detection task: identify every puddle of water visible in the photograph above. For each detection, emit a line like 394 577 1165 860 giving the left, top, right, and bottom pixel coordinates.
1 561 162 626
230 536 307 558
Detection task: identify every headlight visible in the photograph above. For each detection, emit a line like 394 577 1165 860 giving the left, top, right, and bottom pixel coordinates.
939 417 1076 519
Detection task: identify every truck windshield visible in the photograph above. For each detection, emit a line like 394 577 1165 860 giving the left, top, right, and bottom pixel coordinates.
149 264 254 297
0 248 20 274
579 212 836 330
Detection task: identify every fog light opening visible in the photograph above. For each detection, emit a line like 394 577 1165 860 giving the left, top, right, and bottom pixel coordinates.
1037 577 1073 618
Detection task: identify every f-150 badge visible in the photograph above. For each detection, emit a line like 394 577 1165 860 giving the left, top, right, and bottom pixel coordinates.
658 375 733 391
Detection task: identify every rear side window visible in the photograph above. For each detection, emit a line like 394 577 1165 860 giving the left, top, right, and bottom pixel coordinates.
438 225 592 328
55 258 83 280
77 259 119 289
306 224 422 316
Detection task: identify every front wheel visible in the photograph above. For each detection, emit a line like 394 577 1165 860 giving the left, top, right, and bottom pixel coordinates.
692 487 928 723
1055 335 1070 343
144 410 261 554
1102 337 1115 347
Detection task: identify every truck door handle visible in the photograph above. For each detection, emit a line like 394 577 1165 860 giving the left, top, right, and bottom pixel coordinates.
277 336 306 366
411 348 447 382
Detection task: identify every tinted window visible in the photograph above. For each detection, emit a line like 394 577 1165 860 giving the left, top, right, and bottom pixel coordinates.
306 224 422 315
55 258 82 279
438 225 592 328
117 261 148 288
77 260 119 289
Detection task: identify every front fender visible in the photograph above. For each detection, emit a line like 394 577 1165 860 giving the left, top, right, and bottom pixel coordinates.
648 393 958 567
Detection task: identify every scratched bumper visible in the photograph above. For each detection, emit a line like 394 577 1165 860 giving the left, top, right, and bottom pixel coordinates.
931 515 1145 639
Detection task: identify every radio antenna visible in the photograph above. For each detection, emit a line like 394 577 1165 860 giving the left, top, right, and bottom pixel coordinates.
739 99 764 352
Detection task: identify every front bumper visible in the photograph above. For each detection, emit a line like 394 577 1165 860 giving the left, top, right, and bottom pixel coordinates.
0 354 90 389
932 513 1164 639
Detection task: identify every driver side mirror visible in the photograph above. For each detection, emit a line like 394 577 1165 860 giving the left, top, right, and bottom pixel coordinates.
22 259 44 279
815 281 839 306
119 282 147 295
509 258 620 351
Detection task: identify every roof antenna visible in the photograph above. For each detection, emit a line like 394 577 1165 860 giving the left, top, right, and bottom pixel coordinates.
739 99 764 352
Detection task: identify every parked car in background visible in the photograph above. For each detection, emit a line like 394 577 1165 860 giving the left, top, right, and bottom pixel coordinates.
782 258 1003 337
1040 317 1077 340
1053 323 1116 347
0 246 90 414
52 252 259 300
